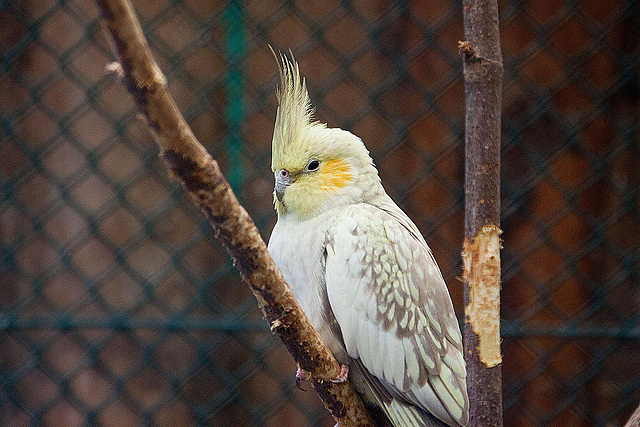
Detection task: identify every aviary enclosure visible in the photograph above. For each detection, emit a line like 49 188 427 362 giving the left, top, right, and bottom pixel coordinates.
1 1 639 425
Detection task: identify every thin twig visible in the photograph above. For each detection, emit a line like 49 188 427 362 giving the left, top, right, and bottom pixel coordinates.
95 0 375 425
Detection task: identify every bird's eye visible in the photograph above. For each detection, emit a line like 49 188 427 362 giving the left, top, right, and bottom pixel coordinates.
306 160 320 171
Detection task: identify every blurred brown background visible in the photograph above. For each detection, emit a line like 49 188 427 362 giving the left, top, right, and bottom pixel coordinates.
1 0 639 426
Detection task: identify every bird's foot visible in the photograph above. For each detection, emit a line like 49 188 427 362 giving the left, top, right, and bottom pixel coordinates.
296 364 348 390
295 367 309 391
330 364 349 384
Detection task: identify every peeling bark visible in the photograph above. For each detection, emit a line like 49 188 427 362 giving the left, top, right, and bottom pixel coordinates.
95 0 374 425
462 225 502 369
461 0 504 425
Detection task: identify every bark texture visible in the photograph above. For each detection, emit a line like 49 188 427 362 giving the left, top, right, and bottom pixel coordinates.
96 0 375 425
461 0 504 425
462 225 502 369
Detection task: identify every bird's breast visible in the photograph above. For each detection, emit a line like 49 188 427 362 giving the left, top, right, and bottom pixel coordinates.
268 213 349 362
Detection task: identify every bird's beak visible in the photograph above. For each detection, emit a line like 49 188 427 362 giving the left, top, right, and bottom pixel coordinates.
275 169 293 203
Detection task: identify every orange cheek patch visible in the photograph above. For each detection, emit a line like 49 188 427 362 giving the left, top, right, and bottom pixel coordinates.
320 159 352 190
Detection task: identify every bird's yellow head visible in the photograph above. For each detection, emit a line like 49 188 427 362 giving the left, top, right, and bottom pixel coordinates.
271 52 380 219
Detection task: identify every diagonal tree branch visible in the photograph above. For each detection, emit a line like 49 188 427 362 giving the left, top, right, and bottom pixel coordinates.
626 402 640 427
95 0 374 425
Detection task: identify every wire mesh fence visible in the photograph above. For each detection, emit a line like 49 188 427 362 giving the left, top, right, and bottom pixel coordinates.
1 0 639 426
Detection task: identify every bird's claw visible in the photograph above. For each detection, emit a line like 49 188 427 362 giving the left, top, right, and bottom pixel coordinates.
296 367 309 391
296 364 348 390
330 364 349 384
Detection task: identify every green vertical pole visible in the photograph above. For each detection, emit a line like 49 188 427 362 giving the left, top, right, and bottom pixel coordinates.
223 0 245 194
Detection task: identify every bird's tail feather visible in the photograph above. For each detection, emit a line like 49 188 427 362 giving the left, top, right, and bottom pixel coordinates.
385 399 448 427
349 359 448 427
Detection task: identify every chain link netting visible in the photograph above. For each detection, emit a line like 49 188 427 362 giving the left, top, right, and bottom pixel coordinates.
1 0 639 425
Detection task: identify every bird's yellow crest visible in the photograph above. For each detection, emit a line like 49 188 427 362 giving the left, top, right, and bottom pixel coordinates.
269 49 380 218
271 50 325 172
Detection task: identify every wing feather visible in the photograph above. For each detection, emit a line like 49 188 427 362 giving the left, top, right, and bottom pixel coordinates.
325 203 469 426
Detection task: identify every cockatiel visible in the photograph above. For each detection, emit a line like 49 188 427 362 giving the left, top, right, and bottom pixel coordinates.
267 53 469 427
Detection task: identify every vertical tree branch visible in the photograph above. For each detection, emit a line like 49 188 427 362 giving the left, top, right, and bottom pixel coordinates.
95 0 374 425
460 0 504 426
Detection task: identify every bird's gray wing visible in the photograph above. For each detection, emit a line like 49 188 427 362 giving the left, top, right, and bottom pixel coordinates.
325 204 468 426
